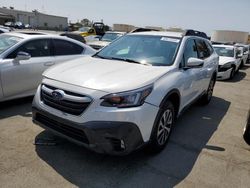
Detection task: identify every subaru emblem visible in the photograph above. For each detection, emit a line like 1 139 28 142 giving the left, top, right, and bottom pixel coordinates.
51 90 65 101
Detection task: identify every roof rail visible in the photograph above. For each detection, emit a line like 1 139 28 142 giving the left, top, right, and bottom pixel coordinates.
130 27 159 33
184 29 208 39
211 41 236 45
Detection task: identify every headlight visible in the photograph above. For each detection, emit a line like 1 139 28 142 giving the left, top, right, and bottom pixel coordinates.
100 85 153 108
221 62 233 68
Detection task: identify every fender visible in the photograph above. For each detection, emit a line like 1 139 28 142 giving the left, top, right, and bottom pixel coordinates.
159 88 181 117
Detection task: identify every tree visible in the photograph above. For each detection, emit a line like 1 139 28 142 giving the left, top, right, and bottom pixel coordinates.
81 19 92 27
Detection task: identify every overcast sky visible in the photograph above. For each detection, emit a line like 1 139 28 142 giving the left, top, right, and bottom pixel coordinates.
1 0 249 35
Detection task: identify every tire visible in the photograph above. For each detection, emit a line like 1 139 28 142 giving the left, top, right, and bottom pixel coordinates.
239 61 244 69
243 124 250 145
200 77 215 105
229 66 236 79
148 101 175 153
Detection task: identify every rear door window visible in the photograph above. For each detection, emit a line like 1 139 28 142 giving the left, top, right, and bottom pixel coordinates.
52 39 84 56
6 39 52 59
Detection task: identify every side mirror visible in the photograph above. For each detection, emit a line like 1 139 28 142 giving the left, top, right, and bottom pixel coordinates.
243 52 249 55
15 51 31 61
236 54 243 59
185 57 204 69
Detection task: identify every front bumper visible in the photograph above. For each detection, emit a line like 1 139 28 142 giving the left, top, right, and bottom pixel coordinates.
32 107 145 155
217 68 232 80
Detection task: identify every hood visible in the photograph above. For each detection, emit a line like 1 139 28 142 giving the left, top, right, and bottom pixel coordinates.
219 56 235 65
87 40 110 48
43 56 171 93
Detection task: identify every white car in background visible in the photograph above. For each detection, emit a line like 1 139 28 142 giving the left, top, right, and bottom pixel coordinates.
87 31 125 50
235 44 249 67
0 25 11 33
0 32 96 102
213 44 241 80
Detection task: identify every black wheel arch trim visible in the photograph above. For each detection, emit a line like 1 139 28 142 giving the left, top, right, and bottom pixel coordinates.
159 89 181 110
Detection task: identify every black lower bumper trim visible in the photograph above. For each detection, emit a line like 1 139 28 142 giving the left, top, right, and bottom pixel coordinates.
32 107 144 155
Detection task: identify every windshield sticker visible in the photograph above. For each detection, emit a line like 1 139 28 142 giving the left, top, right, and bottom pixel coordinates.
161 37 180 43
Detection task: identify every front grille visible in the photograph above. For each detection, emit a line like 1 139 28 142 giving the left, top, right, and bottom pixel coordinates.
36 113 89 144
41 84 92 116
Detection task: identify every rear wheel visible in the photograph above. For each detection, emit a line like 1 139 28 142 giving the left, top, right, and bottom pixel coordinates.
200 78 215 105
149 101 175 153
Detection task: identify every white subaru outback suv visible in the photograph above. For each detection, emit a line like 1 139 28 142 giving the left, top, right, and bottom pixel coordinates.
32 30 219 155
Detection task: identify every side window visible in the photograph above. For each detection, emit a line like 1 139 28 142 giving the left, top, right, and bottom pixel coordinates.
181 39 198 67
6 39 52 59
195 39 210 59
53 39 84 56
205 41 214 55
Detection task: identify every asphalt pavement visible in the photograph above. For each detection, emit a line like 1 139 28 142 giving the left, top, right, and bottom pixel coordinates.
0 66 250 188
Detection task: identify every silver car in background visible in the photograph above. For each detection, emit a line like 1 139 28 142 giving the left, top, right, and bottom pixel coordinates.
87 31 125 50
0 32 96 102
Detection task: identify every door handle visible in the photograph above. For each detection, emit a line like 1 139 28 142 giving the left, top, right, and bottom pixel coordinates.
44 62 55 66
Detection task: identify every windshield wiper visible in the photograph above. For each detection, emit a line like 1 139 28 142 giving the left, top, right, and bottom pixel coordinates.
109 57 151 66
93 54 106 59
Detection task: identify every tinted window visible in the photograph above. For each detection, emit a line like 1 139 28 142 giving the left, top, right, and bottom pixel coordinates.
181 39 198 67
0 35 22 55
205 41 214 55
53 39 84 56
7 39 51 59
195 39 210 59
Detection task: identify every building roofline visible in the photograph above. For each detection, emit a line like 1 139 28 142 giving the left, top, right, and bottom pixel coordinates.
0 7 67 19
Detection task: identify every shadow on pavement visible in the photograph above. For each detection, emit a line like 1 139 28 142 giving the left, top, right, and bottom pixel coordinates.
35 96 230 188
224 71 246 83
0 96 33 119
240 64 250 70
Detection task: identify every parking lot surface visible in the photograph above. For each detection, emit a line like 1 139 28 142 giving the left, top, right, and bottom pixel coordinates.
0 66 250 188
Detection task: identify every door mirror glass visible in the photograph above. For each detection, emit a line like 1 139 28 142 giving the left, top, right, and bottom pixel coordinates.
236 53 242 59
186 57 204 68
15 51 31 61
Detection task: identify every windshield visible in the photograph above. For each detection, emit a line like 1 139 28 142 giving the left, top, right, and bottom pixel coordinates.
0 35 22 55
214 47 234 57
96 35 180 66
101 33 123 42
79 27 91 32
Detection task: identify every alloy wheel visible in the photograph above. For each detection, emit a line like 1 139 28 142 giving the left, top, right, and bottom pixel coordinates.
157 109 173 145
207 79 214 100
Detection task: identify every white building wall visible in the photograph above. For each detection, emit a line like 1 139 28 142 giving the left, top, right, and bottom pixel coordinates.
0 7 67 30
211 30 249 44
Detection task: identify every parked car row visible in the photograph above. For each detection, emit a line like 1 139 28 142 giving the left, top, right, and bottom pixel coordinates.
0 32 96 102
0 29 249 155
212 43 249 80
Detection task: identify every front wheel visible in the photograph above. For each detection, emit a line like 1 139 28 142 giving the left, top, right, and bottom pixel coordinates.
229 67 236 79
239 61 244 69
148 101 175 153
